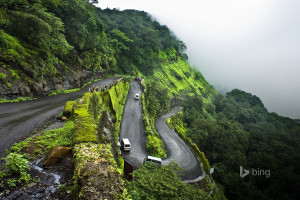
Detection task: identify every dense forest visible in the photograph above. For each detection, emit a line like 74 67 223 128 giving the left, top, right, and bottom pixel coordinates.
1 0 299 200
170 89 300 199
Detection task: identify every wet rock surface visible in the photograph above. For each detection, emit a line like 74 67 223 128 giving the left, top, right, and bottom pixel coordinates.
0 154 74 200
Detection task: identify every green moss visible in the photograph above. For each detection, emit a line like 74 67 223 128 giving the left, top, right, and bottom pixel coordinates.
63 101 76 117
10 139 32 153
9 68 20 80
8 120 74 160
109 80 130 144
0 96 33 103
73 104 98 144
49 88 80 96
0 72 7 80
35 120 74 150
73 143 127 199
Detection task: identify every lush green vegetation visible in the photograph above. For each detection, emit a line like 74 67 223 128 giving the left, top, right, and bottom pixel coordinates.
2 153 31 188
2 1 298 200
0 96 33 103
68 80 129 199
0 0 117 98
8 120 74 158
0 120 74 189
170 89 300 200
127 162 217 200
98 8 216 160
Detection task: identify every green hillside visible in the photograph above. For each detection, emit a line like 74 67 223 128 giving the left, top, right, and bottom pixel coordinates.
1 1 299 200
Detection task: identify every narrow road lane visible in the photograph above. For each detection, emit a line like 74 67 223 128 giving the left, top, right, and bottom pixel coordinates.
155 107 204 180
119 81 147 169
0 77 120 158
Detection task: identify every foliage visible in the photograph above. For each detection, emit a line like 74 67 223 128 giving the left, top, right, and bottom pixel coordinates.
2 153 31 187
3 153 30 174
0 96 33 103
49 88 80 96
146 135 167 158
98 9 188 75
0 72 7 79
141 84 167 158
10 139 32 153
35 120 74 149
127 162 212 200
178 88 300 200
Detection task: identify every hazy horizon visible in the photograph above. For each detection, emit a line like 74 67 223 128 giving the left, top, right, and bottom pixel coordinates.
98 0 300 119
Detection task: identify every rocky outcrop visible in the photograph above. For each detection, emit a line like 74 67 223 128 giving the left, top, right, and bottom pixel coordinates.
0 68 103 99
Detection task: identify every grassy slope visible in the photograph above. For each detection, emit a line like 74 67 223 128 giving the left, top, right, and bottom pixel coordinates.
150 49 216 104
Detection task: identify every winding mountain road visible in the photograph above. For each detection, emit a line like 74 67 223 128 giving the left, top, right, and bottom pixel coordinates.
1 77 204 181
0 77 119 158
155 107 204 180
119 81 147 169
120 82 204 180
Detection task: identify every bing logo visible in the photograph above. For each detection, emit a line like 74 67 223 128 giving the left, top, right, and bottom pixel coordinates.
240 166 270 178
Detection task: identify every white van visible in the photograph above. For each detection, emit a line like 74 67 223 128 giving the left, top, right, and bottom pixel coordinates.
135 93 140 100
143 156 162 166
121 138 131 152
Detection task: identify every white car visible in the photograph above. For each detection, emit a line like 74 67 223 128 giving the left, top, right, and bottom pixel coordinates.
135 93 140 100
143 156 162 166
121 138 131 152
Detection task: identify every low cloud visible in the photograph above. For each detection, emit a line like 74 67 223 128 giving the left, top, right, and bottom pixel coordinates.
99 0 300 119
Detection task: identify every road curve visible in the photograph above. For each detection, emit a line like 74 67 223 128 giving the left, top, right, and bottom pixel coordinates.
155 107 204 180
0 77 120 158
119 81 147 169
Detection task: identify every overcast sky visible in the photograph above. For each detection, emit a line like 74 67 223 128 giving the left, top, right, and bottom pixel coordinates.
98 0 300 119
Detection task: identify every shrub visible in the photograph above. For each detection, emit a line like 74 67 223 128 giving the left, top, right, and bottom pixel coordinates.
3 153 30 174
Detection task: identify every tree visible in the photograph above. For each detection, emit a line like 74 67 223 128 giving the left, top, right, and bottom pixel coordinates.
127 162 211 200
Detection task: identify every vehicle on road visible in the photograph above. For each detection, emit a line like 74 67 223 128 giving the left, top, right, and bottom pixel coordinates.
143 155 162 166
121 138 131 152
135 93 140 100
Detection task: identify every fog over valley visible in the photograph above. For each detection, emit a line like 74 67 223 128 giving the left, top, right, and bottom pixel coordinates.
99 0 300 119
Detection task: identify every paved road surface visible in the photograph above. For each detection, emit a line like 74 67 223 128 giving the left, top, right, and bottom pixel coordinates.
119 81 147 169
1 77 204 181
0 77 119 158
120 82 203 180
155 107 204 180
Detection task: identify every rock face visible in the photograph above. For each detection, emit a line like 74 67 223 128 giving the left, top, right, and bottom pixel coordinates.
44 146 72 167
0 68 103 99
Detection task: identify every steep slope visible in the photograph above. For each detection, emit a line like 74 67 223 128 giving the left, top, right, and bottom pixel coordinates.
2 2 298 200
0 0 116 99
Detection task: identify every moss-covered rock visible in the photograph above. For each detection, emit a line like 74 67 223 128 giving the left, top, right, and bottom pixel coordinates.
67 80 130 198
73 104 98 144
73 143 127 200
63 101 76 118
